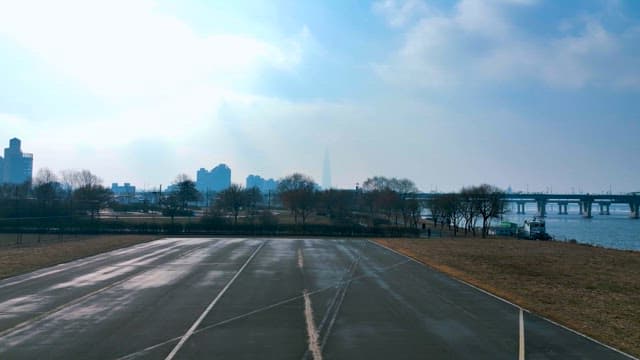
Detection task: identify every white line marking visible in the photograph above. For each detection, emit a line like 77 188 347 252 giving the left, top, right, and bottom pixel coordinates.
370 240 639 360
519 308 525 360
0 272 140 338
117 258 411 360
164 241 265 360
298 248 304 269
303 290 323 360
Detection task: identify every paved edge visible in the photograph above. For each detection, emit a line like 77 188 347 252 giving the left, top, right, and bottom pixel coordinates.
0 235 163 282
368 239 639 360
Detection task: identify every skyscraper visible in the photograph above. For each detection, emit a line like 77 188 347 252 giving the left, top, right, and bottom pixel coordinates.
2 138 33 184
246 175 278 193
196 164 231 192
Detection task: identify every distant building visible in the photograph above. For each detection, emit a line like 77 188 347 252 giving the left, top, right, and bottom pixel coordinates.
196 164 231 193
2 138 33 184
246 175 278 194
111 182 136 204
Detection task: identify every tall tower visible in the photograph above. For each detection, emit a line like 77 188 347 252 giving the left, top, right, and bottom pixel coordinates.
2 138 33 184
322 148 332 190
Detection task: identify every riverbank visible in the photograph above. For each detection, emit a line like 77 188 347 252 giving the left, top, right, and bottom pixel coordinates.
0 234 160 280
375 237 640 357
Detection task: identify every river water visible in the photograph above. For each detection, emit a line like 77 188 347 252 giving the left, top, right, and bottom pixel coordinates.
503 203 640 251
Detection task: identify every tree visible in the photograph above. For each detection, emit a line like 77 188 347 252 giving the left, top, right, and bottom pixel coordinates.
72 172 113 220
474 184 506 238
460 187 480 236
33 168 64 216
442 193 464 236
317 189 355 224
217 184 245 225
244 187 263 217
172 174 201 212
277 173 317 225
362 176 419 227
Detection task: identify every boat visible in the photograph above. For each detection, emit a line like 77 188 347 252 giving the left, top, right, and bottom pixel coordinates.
521 217 551 240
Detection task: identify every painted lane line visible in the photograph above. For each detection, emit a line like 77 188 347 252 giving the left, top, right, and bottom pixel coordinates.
164 240 266 360
319 257 358 352
302 241 362 360
298 243 322 359
0 270 142 338
303 290 323 360
0 241 214 338
519 308 525 360
298 247 304 269
370 240 640 360
118 258 411 360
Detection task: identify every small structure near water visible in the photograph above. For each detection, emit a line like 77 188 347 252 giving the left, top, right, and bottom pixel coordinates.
521 218 551 240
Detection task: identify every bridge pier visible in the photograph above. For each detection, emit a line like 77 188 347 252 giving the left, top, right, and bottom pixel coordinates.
516 202 526 214
630 203 639 219
599 203 611 215
581 200 593 218
557 202 568 215
536 200 547 218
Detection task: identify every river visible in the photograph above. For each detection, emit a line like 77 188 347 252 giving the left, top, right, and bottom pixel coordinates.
503 203 640 251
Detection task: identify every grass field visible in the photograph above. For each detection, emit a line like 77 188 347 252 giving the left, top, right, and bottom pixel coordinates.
375 237 640 357
0 234 159 280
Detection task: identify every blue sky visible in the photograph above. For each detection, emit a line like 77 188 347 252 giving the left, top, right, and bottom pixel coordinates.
0 0 639 193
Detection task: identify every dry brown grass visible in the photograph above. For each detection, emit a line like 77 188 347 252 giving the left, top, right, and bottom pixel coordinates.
0 234 160 280
375 237 640 357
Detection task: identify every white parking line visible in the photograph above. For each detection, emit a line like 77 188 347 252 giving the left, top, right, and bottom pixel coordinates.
303 290 322 360
519 308 525 360
370 240 639 360
164 241 265 360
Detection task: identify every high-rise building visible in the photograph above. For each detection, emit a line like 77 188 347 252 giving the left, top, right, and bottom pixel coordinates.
2 138 33 184
196 164 231 192
246 175 278 194
112 182 137 204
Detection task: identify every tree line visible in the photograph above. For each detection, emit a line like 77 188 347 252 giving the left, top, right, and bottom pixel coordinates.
428 184 505 238
0 168 506 238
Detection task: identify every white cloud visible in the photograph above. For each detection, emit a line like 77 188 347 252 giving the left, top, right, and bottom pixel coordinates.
0 0 308 102
373 0 640 89
372 0 430 28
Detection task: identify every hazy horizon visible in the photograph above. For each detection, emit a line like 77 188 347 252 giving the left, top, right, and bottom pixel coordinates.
1 0 639 193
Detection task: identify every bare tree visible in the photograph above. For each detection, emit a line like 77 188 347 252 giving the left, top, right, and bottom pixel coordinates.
217 184 245 225
171 174 201 212
460 187 480 236
33 168 61 208
244 187 263 216
474 184 506 238
443 193 464 236
278 173 317 225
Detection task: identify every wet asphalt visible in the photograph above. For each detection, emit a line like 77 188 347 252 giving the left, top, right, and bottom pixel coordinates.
0 238 634 360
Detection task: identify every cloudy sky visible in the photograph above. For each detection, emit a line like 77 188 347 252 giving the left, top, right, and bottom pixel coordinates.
1 0 639 193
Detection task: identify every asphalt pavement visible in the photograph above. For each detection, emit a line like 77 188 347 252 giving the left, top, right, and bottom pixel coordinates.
0 237 635 359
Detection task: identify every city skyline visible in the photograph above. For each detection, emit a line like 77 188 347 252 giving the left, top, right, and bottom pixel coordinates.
1 1 639 193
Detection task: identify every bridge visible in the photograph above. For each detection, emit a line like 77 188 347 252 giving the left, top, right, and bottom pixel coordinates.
413 193 640 219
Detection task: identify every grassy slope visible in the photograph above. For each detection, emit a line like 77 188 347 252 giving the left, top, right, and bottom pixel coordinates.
375 237 640 357
0 234 160 280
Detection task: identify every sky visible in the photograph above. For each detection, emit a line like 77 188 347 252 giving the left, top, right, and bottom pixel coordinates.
0 0 639 193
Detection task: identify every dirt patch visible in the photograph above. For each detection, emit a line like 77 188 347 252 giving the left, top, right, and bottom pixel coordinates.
375 237 640 357
0 234 160 280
